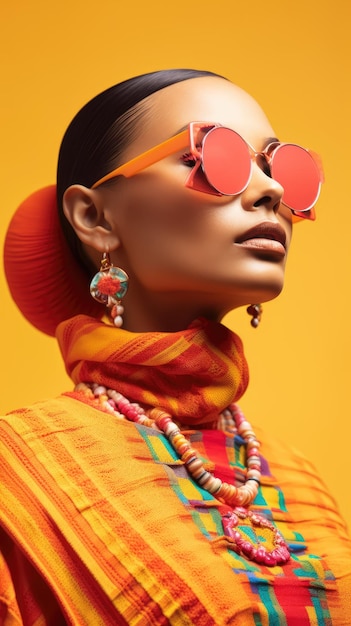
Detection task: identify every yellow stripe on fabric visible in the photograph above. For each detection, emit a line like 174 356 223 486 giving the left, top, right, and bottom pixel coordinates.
2 420 193 626
2 410 205 625
176 475 208 501
0 444 108 623
145 431 181 464
297 554 331 581
2 427 139 622
0 481 103 624
136 336 196 366
193 506 221 537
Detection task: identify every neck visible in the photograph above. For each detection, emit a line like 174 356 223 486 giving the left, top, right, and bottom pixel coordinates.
123 308 220 333
121 289 236 333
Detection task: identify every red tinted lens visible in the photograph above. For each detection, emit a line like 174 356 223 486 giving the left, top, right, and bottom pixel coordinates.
201 127 252 195
271 144 321 212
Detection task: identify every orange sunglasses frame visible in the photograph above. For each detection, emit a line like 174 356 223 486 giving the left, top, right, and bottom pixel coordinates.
91 121 323 221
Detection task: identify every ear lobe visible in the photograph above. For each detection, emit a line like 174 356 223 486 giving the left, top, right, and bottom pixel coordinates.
62 184 120 252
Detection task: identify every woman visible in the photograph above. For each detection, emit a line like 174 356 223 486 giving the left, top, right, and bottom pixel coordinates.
1 69 350 624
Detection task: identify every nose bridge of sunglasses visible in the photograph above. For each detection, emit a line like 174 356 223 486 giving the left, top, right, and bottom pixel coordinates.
251 148 271 170
242 144 274 184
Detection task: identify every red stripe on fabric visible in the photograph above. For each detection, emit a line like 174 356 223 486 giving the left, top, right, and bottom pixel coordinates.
273 578 320 626
201 429 238 485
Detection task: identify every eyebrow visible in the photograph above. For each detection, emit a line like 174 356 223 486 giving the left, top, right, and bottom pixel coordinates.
264 136 280 147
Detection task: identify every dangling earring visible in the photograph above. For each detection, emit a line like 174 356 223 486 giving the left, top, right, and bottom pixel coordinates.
246 304 262 328
90 252 129 327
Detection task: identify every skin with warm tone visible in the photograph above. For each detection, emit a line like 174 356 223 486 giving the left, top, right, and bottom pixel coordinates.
63 76 293 332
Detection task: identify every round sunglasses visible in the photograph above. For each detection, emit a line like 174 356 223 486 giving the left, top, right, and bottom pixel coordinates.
92 122 324 220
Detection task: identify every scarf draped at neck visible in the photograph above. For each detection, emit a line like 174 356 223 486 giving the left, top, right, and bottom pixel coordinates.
57 315 249 427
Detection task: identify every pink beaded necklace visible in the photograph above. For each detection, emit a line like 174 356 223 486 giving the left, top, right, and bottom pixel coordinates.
75 382 290 567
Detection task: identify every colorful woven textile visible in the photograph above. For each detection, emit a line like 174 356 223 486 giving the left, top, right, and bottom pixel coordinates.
1 395 350 624
1 317 351 623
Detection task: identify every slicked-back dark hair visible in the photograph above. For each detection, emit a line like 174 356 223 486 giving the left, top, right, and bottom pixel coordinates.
57 69 224 267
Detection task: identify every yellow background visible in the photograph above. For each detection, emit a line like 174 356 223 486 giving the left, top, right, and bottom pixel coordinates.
1 1 350 528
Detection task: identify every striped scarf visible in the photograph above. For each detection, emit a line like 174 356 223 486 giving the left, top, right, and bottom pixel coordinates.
56 315 249 426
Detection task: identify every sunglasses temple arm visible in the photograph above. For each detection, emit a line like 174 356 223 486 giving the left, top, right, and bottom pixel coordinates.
92 129 190 188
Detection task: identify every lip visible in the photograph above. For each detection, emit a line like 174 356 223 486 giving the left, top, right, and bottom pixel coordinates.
235 221 287 254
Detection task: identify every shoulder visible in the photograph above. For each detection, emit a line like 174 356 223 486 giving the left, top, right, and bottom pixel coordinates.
1 393 99 436
253 422 351 574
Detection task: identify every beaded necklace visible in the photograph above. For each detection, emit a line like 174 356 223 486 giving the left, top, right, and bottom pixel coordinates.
75 382 290 567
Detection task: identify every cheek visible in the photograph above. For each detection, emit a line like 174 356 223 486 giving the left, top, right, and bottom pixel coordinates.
115 173 232 288
121 173 206 245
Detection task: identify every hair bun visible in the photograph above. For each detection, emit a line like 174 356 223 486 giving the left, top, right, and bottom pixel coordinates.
4 185 102 336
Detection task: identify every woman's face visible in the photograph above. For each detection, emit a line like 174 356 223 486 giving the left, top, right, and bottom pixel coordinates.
93 77 293 329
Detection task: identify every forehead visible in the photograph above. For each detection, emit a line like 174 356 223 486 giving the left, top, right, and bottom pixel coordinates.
127 76 276 157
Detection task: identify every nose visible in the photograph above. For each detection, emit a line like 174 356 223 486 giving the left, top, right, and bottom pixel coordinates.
242 160 284 214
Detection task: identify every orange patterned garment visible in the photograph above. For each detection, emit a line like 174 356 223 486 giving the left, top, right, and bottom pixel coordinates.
1 316 350 624
57 315 249 426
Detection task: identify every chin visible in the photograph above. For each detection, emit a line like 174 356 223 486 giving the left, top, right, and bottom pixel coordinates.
246 263 287 303
255 279 286 304
228 281 285 311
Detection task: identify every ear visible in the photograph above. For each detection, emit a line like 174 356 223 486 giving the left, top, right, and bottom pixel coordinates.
62 184 120 252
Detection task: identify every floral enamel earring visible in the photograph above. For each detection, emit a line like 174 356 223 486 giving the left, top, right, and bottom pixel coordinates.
90 252 129 327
